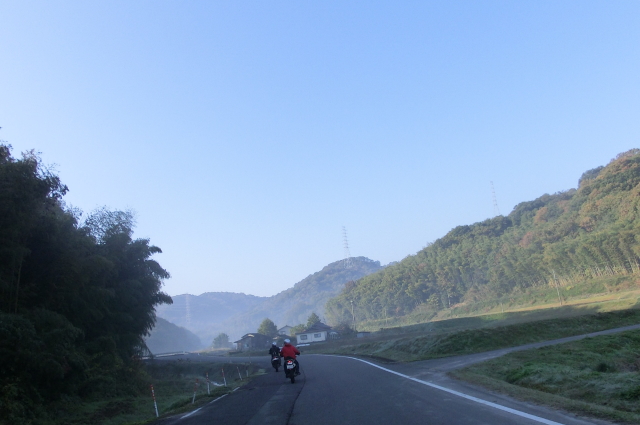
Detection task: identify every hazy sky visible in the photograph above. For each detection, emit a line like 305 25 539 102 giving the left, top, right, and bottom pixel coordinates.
1 2 638 297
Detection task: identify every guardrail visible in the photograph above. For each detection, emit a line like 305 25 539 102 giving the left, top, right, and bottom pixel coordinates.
142 351 189 359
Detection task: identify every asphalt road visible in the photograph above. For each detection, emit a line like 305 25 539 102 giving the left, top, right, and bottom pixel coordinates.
154 325 640 425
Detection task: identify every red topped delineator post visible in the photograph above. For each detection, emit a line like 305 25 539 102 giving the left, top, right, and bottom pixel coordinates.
150 384 159 417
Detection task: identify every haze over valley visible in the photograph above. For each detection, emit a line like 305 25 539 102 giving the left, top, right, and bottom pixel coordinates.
2 2 640 424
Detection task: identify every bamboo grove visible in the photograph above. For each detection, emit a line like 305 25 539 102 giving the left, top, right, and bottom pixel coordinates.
326 149 640 325
0 145 172 423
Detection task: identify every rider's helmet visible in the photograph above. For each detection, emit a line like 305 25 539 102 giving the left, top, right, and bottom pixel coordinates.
284 339 291 344
272 342 277 346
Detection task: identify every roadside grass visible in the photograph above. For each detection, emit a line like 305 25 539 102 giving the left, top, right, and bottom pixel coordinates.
305 299 640 362
356 276 640 333
451 330 640 424
41 360 261 425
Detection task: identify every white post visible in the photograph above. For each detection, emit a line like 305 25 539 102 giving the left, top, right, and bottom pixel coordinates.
552 270 562 305
192 379 198 404
150 384 159 418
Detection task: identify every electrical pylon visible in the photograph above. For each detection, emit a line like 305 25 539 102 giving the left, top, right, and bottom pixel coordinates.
491 181 501 217
342 226 353 269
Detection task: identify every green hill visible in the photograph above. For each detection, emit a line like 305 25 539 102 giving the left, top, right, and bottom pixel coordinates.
144 317 202 354
212 256 383 340
326 149 640 326
157 257 383 341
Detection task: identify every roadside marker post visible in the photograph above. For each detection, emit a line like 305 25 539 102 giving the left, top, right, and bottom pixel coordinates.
150 384 159 418
237 366 243 381
192 379 199 404
206 372 210 395
552 270 563 306
221 368 227 386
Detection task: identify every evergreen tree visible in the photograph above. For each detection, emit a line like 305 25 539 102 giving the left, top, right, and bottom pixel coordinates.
213 332 230 348
257 318 277 336
306 312 321 328
0 144 172 422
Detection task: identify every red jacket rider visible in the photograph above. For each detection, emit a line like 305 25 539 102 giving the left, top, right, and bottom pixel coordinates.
280 340 300 359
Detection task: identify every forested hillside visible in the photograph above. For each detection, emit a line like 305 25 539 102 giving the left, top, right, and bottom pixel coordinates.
157 257 383 341
326 149 640 325
144 317 202 354
155 292 266 342
0 145 171 423
212 257 383 340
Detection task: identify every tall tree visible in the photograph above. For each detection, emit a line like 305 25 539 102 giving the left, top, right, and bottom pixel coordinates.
306 312 321 328
0 143 173 422
257 318 277 336
213 332 230 348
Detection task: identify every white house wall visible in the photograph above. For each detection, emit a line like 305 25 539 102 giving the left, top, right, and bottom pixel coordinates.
297 331 327 343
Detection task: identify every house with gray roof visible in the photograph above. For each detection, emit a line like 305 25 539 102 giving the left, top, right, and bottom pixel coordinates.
295 322 336 344
233 333 271 351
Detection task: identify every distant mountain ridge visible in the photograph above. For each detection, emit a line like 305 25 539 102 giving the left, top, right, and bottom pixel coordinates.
155 291 266 338
155 256 384 342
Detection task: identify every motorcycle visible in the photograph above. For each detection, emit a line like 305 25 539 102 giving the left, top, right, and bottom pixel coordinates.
271 355 281 372
284 357 297 383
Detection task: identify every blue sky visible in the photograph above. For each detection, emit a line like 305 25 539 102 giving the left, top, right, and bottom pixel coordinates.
1 1 639 297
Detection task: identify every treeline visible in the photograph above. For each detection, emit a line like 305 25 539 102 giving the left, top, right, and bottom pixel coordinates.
326 149 640 325
0 145 171 423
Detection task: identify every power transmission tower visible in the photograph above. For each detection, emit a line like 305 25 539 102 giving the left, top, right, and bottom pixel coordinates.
342 226 353 269
491 181 501 217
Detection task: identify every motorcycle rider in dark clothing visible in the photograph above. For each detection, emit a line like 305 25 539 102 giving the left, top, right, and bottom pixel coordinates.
269 342 281 370
269 342 281 357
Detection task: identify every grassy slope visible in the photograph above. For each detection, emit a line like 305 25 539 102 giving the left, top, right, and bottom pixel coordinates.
308 291 640 360
354 274 640 332
451 331 640 424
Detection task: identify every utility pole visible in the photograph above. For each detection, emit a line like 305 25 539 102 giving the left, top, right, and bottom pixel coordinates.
350 300 356 331
552 270 563 306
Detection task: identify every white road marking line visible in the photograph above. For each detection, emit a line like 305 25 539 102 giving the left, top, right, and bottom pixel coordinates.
181 407 202 419
181 394 229 420
209 394 229 403
345 356 565 425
